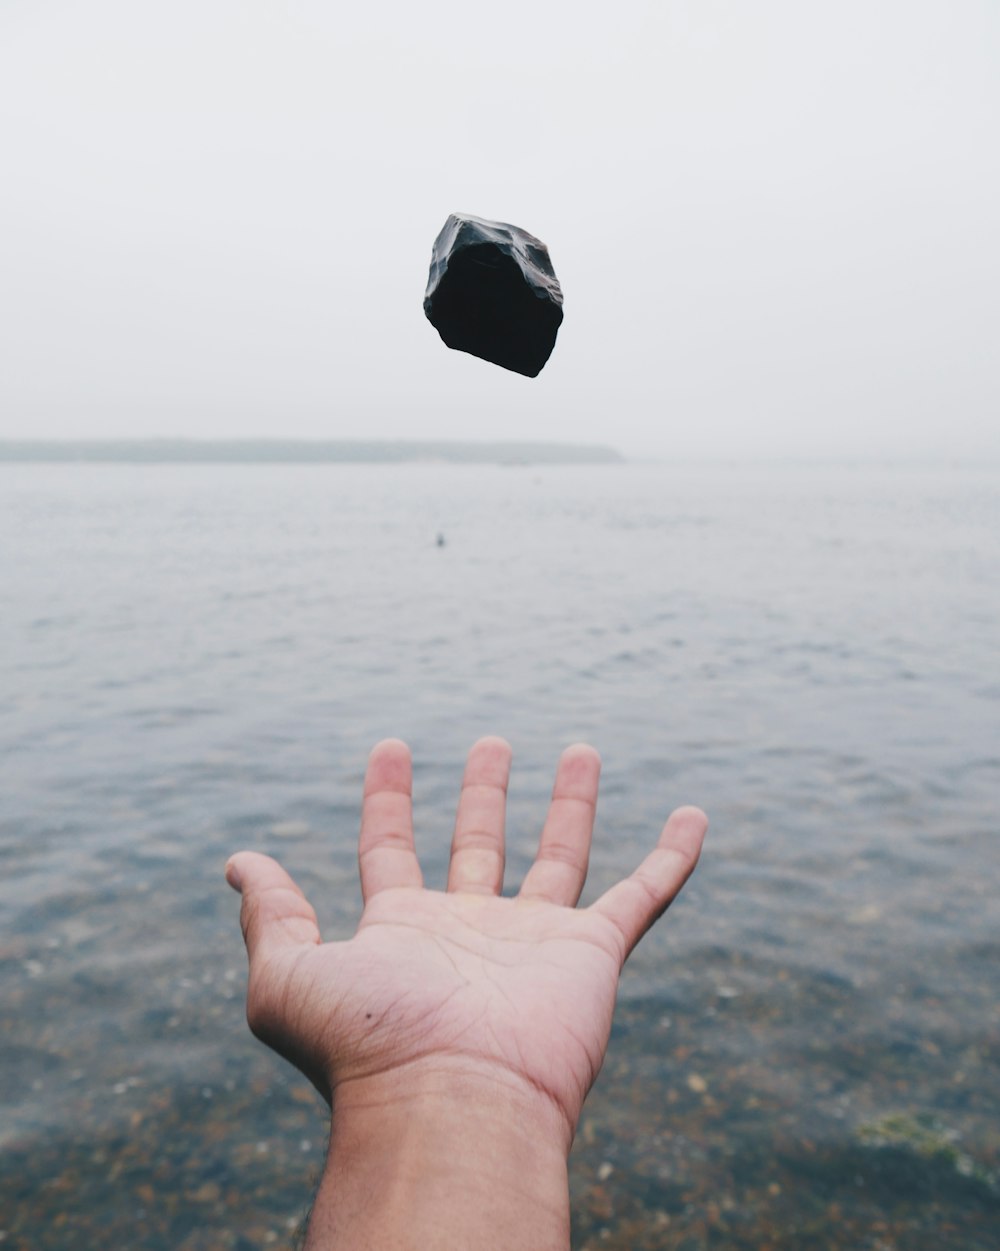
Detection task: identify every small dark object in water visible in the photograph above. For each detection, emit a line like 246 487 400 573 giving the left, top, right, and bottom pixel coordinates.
424 213 563 378
436 533 446 547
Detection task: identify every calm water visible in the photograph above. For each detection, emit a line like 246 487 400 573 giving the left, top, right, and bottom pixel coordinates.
1 461 998 1249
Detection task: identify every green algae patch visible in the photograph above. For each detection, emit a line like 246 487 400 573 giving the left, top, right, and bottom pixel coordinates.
857 1112 996 1192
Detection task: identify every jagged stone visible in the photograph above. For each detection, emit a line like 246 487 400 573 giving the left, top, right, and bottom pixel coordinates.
423 213 564 377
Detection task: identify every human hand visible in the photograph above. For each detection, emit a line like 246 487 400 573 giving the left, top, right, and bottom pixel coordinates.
225 738 706 1250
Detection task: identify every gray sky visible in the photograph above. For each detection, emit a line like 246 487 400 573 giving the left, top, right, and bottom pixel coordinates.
1 0 997 458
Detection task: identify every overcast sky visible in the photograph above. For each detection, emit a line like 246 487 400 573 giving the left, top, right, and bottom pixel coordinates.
1 0 997 458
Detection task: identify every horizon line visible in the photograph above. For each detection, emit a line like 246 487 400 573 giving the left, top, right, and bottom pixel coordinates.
0 437 625 465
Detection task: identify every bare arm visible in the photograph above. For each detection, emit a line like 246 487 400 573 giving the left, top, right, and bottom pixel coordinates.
225 737 707 1250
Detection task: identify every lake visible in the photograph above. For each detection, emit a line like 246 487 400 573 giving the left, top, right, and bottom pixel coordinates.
1 460 997 1249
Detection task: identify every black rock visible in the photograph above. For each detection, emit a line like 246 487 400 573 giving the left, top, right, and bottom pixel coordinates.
423 213 564 378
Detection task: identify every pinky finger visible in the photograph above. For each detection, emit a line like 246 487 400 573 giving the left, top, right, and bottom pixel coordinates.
589 806 707 960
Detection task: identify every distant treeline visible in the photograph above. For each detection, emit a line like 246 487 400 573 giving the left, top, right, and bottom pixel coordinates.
0 439 623 465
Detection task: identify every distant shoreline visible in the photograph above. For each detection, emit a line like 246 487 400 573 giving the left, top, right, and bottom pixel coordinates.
0 439 623 466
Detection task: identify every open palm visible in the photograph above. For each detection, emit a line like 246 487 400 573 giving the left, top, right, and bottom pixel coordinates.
227 738 706 1142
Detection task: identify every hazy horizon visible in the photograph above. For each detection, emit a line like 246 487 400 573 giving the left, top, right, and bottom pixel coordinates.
2 1 997 461
2 435 999 467
0 436 623 464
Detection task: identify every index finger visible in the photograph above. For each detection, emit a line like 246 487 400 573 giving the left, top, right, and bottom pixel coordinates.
518 744 600 906
359 739 424 902
589 806 707 959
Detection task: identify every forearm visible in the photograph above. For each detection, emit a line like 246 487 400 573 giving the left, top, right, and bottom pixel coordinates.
304 1065 573 1251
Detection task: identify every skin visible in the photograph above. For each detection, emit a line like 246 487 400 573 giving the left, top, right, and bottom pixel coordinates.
226 737 707 1250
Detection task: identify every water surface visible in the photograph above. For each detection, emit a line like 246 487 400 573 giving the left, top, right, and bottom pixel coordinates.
1 462 997 1248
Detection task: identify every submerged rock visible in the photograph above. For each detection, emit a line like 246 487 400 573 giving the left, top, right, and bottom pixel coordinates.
423 213 563 377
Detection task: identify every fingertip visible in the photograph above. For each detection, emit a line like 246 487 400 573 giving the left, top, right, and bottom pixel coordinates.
364 740 413 799
470 734 512 759
661 805 709 867
552 743 602 798
225 849 302 893
562 742 601 767
463 736 513 791
369 737 411 760
671 804 708 831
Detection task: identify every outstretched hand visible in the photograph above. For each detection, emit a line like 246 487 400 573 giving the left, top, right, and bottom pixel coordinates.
225 737 706 1148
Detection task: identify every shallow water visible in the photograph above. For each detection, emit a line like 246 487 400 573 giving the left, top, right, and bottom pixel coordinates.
1 461 998 1248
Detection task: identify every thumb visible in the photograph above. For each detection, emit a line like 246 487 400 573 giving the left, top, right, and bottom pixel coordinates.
225 851 322 965
589 806 707 960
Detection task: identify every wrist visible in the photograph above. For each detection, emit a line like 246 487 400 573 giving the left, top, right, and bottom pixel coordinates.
305 1059 572 1251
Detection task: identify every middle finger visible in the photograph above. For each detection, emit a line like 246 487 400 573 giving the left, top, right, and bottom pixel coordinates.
447 737 511 895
